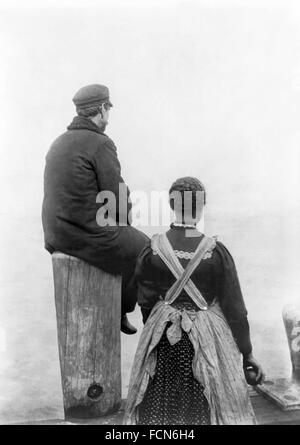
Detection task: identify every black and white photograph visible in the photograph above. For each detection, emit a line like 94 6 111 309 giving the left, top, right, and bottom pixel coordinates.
0 0 300 428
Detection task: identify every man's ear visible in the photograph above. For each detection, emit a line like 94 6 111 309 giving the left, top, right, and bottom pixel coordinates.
98 103 106 119
99 104 104 118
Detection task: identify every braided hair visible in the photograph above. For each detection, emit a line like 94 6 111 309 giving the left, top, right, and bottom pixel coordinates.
169 176 206 220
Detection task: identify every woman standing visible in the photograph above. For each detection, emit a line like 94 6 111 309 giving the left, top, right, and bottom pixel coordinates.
124 177 264 425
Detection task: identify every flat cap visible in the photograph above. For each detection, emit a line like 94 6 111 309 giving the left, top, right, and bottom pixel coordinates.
72 84 113 109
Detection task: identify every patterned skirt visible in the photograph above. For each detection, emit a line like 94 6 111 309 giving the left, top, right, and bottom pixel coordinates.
137 323 211 425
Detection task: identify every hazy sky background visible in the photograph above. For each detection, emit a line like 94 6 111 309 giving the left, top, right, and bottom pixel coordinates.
0 0 300 423
1 0 299 220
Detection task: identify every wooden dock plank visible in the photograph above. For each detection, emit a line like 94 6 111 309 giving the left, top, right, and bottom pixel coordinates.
250 391 300 425
11 393 300 425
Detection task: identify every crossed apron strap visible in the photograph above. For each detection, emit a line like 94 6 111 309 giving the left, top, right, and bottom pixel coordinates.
152 233 216 310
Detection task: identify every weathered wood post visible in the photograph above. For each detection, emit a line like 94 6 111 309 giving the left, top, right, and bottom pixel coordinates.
282 304 300 382
52 252 122 419
256 303 300 410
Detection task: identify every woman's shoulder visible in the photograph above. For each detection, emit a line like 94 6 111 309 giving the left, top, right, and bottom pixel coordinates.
193 235 234 263
214 238 232 254
213 238 238 268
137 232 169 258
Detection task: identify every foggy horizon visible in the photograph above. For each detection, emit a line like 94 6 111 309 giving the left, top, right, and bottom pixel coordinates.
0 0 299 424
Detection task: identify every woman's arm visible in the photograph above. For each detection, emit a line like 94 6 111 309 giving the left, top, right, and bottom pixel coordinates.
216 241 265 383
216 242 253 357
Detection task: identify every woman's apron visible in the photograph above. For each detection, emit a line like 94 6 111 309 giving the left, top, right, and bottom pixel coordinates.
123 234 257 425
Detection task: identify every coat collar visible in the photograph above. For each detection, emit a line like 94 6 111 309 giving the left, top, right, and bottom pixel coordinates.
67 116 105 135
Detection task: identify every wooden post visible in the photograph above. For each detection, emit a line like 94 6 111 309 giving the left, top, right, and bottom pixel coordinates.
283 304 300 382
255 303 300 410
52 252 122 419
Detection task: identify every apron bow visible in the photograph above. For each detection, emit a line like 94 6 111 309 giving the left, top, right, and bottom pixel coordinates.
166 310 193 345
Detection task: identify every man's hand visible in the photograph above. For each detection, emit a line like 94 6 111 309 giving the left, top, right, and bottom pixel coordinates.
243 353 265 385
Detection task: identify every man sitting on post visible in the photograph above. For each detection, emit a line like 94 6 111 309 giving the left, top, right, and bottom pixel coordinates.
42 84 149 334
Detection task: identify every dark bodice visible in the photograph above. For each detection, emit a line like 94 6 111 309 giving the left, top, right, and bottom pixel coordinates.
135 225 252 357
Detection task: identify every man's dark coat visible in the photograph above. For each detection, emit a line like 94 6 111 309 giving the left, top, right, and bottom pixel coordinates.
42 116 147 275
